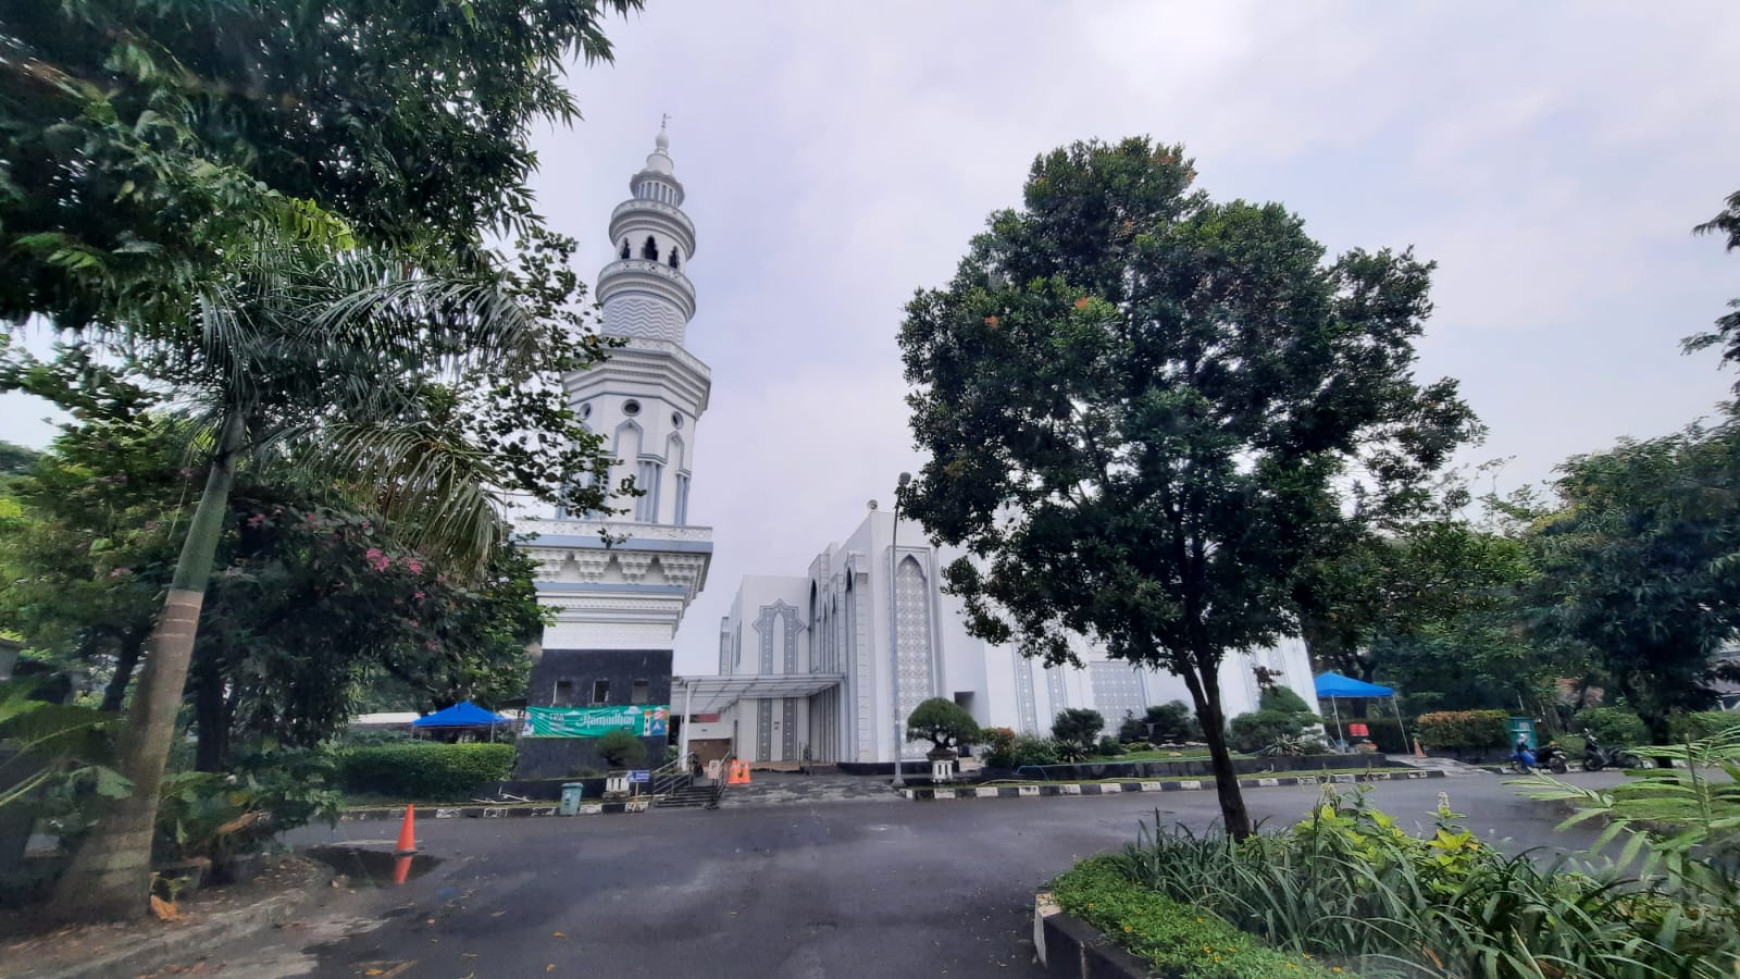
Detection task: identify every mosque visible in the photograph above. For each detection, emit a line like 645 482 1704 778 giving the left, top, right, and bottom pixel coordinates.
514 127 1315 775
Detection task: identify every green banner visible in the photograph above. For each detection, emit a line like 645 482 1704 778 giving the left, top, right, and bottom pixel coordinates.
524 705 669 738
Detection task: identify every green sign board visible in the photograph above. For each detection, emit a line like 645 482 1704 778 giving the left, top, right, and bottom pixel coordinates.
525 705 669 738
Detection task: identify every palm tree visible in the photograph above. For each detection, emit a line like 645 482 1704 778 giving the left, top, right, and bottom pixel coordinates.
49 239 581 920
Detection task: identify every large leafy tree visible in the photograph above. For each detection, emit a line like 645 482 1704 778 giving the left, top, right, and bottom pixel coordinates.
1 416 544 771
1526 419 1740 750
3 1 641 920
28 236 610 920
0 411 188 711
1687 189 1740 381
900 138 1473 837
1 0 640 330
1292 502 1534 685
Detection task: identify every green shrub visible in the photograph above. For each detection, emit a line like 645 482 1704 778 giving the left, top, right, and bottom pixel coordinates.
1124 740 1153 753
1573 705 1650 746
1415 709 1508 751
594 728 647 769
1109 786 1740 977
157 748 341 862
1229 687 1321 753
1009 733 1059 767
1227 711 1309 753
1258 686 1314 715
1095 735 1126 757
981 727 1017 767
336 727 417 747
337 742 515 800
1052 857 1344 978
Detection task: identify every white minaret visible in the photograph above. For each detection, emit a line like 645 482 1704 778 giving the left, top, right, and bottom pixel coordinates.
519 122 713 654
569 120 709 526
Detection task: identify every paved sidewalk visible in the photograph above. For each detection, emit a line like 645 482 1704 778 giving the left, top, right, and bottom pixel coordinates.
715 771 901 808
1384 753 1497 775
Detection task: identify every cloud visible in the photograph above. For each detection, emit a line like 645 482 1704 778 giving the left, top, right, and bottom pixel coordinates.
4 1 1737 676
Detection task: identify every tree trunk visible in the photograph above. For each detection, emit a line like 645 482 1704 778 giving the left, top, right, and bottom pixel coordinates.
1182 658 1253 839
100 631 148 714
48 414 244 923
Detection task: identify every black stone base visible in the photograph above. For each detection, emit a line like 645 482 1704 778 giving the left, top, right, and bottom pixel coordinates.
512 735 667 779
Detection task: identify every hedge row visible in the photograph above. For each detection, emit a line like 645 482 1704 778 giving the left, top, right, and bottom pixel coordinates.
336 743 515 800
1051 857 1347 978
1416 709 1509 750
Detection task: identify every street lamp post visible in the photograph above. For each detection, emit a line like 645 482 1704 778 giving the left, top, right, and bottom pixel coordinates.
890 471 912 788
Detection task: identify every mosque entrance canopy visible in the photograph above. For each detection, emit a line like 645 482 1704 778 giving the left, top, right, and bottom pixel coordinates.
672 674 846 714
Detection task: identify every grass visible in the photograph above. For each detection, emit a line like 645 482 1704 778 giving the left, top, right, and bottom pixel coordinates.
1051 856 1349 978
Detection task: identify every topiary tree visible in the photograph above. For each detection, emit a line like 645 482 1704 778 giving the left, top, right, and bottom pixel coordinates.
1144 701 1203 744
594 728 647 770
1052 708 1105 758
906 697 982 756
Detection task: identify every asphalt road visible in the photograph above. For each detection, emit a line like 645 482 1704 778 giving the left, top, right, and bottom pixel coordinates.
198 771 1627 979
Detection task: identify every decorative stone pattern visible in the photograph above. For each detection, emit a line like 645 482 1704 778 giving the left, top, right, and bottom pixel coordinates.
1045 665 1069 712
756 700 773 760
894 556 937 734
753 600 800 675
852 571 875 761
1013 650 1039 734
782 698 798 759
602 294 688 344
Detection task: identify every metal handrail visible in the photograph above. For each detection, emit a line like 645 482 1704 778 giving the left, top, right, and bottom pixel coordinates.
649 752 694 797
707 753 736 809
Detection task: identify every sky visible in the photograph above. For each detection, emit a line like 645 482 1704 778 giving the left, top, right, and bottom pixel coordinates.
4 1 1738 676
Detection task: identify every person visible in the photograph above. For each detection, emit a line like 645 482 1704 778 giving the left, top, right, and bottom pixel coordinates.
1512 734 1536 772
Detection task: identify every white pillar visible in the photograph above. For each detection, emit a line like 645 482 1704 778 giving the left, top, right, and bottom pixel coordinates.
678 679 696 762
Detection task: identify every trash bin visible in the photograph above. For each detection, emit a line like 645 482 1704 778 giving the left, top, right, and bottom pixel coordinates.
1507 717 1537 751
559 782 586 816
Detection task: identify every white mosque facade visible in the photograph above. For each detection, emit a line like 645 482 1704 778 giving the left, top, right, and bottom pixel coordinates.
696 508 1316 766
519 128 1317 771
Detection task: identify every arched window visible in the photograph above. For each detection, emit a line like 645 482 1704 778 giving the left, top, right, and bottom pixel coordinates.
619 239 630 260
641 235 658 261
668 247 681 270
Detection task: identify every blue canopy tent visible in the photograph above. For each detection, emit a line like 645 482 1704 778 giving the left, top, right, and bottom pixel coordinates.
1313 673 1401 750
411 701 509 741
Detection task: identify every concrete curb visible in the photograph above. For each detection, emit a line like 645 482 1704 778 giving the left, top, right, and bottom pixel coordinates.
902 768 1444 801
12 863 335 979
1032 892 1148 978
338 799 655 822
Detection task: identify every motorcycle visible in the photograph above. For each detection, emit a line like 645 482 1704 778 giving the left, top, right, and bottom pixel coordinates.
1581 732 1644 772
1509 741 1570 774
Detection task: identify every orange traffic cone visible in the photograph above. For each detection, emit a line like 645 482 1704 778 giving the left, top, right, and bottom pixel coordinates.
395 804 417 856
1413 737 1426 760
391 854 413 886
